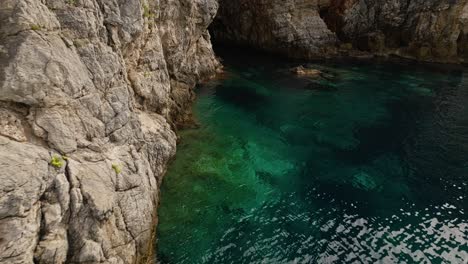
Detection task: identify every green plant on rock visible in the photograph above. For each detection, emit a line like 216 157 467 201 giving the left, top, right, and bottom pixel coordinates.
143 4 153 18
50 156 64 168
66 0 76 5
30 24 41 31
112 164 122 174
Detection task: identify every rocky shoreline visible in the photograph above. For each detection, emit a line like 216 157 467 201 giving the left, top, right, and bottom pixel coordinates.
0 0 467 263
0 0 219 263
211 0 468 64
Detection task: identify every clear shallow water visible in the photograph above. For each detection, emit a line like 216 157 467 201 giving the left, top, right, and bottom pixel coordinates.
156 50 468 263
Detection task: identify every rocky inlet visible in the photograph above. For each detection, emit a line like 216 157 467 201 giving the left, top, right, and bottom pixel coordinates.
1 0 467 263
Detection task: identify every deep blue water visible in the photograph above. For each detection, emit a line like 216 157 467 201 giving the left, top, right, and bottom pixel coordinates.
156 49 468 263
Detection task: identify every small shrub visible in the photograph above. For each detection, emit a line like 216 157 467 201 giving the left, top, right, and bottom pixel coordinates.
50 156 64 168
30 24 41 31
112 164 122 174
143 4 153 18
66 0 76 5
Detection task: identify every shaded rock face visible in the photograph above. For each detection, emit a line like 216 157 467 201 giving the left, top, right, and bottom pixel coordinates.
212 0 468 63
322 0 468 63
0 0 219 263
210 0 338 58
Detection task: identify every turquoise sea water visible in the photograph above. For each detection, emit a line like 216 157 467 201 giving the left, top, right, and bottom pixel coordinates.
156 49 468 263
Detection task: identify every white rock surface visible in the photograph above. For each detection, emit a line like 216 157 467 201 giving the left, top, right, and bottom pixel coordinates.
0 0 220 263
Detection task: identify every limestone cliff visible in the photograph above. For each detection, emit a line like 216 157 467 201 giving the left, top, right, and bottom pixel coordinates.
1 0 467 263
323 0 468 63
211 0 338 58
0 0 219 263
212 0 468 63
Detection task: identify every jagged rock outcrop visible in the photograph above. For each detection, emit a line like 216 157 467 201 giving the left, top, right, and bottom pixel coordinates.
211 0 468 63
322 0 468 63
210 0 338 58
0 0 219 263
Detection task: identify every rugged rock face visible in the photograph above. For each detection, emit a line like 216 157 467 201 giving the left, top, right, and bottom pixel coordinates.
0 0 219 263
211 0 338 58
1 0 466 262
212 0 468 63
323 0 468 63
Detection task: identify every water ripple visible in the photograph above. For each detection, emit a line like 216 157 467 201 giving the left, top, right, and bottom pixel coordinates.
157 57 468 263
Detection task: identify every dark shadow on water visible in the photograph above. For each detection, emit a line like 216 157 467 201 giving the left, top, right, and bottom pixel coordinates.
304 81 338 92
334 99 418 165
214 84 267 111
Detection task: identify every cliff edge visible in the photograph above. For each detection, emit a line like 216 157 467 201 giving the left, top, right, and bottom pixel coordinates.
0 0 219 263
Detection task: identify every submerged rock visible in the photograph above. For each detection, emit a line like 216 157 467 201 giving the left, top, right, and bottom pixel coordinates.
291 66 323 77
352 171 378 191
305 81 338 92
290 65 339 91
